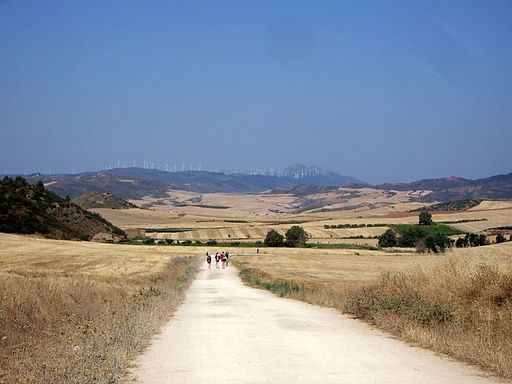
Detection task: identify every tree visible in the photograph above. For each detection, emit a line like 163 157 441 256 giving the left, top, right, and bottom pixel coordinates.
285 226 308 247
425 233 453 253
455 237 467 248
378 229 397 247
419 210 433 226
496 233 506 243
264 229 284 247
398 226 425 247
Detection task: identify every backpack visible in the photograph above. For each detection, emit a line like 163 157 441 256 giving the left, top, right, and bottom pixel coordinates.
207 255 211 263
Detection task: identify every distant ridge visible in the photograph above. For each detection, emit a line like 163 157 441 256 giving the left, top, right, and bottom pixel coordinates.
377 172 512 201
24 172 170 199
9 168 512 202
280 164 364 186
104 165 363 190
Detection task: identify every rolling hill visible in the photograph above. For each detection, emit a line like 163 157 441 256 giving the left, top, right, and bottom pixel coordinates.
72 192 139 210
10 168 512 204
25 172 171 199
378 172 512 202
0 176 126 240
18 166 363 198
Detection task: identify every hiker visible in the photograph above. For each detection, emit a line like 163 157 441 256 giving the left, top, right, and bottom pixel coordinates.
221 252 226 269
206 252 212 269
225 251 229 267
215 253 220 269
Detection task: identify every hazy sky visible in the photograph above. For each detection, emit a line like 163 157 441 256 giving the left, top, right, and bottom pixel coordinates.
1 1 511 183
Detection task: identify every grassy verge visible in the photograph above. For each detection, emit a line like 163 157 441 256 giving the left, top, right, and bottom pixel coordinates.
0 256 199 384
234 251 512 379
345 258 512 378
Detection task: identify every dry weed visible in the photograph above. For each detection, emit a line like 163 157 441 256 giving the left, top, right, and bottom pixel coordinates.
0 256 199 383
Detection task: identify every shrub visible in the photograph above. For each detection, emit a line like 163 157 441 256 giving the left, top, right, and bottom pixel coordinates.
419 210 433 226
425 233 454 253
142 237 155 245
455 237 467 248
264 230 284 247
378 229 397 247
496 233 506 244
285 226 308 247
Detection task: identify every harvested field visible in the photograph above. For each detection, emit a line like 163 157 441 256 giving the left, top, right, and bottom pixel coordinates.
0 233 200 384
94 196 512 247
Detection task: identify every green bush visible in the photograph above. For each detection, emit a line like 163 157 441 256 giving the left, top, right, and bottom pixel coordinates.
496 233 507 244
285 226 308 247
264 229 285 247
378 229 398 247
425 233 454 253
419 210 433 226
142 237 155 245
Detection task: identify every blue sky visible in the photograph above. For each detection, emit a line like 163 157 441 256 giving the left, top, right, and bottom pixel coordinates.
1 1 511 183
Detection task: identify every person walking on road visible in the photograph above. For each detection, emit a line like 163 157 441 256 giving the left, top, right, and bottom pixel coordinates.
206 252 212 269
225 251 230 267
215 253 220 269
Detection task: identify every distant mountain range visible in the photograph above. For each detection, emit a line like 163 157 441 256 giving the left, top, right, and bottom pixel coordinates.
377 173 512 202
19 165 362 198
8 167 512 202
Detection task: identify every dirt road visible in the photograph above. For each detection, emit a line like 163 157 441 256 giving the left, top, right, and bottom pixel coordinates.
132 263 499 383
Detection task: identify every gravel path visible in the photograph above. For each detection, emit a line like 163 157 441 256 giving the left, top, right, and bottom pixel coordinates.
131 263 500 383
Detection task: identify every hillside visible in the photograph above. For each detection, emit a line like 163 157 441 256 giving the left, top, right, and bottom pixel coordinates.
26 172 170 199
411 199 482 212
20 166 362 198
0 176 126 240
105 166 363 192
72 192 139 210
379 172 512 202
14 169 512 203
105 168 293 193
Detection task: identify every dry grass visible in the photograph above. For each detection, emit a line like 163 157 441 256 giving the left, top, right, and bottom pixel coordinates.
233 242 512 379
234 247 443 313
0 234 200 384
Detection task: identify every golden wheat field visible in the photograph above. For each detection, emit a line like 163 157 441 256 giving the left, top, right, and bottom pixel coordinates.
235 241 512 288
0 233 200 278
0 233 200 384
234 247 439 284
